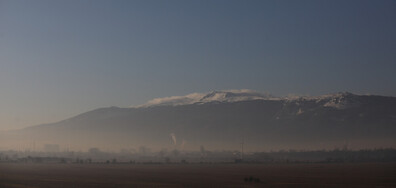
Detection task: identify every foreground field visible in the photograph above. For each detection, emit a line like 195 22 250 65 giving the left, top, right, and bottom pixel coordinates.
0 163 395 187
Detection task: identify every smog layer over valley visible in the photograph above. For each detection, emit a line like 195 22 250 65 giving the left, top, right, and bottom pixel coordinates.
0 0 395 187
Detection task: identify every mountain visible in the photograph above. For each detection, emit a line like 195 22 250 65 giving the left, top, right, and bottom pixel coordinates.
1 90 396 151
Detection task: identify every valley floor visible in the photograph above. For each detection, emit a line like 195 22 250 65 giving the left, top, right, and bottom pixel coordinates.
0 163 395 187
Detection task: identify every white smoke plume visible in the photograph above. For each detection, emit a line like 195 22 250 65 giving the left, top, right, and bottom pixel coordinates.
170 133 177 145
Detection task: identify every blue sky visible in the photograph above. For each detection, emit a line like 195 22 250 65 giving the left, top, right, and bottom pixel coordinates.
0 0 395 130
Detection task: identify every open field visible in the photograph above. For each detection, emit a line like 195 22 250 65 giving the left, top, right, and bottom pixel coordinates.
0 163 395 188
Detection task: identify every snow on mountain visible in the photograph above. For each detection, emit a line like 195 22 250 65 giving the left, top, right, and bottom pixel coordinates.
138 92 206 107
135 90 363 109
322 93 360 109
199 90 273 103
285 92 360 109
136 89 274 107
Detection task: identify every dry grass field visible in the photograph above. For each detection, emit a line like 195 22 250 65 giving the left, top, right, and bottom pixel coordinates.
0 163 395 188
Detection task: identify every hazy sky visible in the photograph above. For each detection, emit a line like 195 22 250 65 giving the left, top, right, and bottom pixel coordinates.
0 0 395 130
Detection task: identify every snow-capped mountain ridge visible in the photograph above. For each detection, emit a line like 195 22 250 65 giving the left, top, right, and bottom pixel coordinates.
136 90 363 108
199 90 273 103
284 92 360 109
137 89 274 107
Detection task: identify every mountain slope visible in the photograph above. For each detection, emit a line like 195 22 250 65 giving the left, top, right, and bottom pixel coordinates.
1 91 395 151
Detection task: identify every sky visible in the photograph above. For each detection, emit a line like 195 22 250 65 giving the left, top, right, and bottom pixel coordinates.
0 0 395 130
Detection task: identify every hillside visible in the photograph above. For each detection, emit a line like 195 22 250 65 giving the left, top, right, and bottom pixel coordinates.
1 91 395 151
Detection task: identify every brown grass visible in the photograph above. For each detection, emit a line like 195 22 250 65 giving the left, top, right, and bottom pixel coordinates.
0 163 395 187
